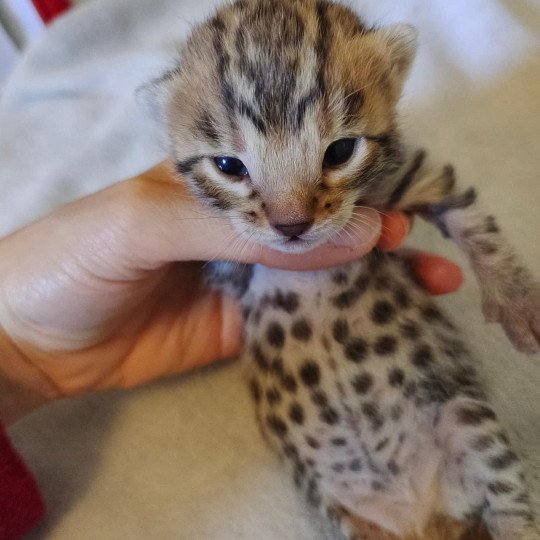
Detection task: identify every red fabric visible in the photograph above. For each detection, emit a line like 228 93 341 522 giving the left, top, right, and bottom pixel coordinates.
0 424 44 540
31 0 71 24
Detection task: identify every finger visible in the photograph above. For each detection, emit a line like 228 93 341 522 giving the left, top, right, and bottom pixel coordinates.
403 251 463 295
376 211 411 251
126 165 382 271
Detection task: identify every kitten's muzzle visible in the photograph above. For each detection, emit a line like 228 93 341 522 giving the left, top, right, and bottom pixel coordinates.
272 221 313 239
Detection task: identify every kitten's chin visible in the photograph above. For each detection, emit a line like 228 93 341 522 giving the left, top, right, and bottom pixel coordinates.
266 235 329 254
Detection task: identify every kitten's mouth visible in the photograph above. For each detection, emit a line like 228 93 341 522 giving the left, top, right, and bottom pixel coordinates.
273 235 317 253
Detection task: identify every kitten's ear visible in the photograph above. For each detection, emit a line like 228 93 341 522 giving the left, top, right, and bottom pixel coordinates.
368 24 418 95
136 68 179 119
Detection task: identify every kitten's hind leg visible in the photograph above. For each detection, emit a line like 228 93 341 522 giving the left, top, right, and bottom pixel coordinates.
436 397 538 540
390 153 540 353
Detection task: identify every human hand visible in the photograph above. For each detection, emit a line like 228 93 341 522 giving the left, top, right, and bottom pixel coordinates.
0 162 462 423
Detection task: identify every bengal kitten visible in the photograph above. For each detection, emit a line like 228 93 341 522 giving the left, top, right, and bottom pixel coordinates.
144 1 540 538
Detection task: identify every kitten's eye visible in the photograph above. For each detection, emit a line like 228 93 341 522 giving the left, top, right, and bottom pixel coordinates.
323 138 357 168
213 156 249 177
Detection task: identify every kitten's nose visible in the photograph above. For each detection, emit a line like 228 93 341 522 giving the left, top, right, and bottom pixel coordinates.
272 221 313 238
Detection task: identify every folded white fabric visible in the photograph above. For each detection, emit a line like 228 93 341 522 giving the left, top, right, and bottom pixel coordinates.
2 1 539 538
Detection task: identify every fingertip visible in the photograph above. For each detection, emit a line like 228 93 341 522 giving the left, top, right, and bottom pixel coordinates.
377 211 410 252
413 254 464 295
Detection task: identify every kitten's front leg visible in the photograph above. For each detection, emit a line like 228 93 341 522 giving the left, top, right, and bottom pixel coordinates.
389 151 540 354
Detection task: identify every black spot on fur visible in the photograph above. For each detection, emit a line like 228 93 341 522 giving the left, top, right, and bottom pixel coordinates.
249 378 261 402
374 335 397 356
344 337 368 362
307 477 321 507
331 437 347 447
457 404 497 425
388 367 405 387
283 443 299 460
488 450 519 470
394 287 411 308
266 414 288 437
362 402 384 431
332 462 345 473
387 460 400 475
352 372 374 394
400 320 421 340
305 435 320 449
252 343 270 371
485 215 500 234
349 459 362 472
371 300 396 325
332 318 349 343
299 361 320 387
320 407 339 425
421 306 446 324
390 404 403 422
374 274 390 290
375 437 390 452
266 387 282 406
289 402 305 425
311 390 329 408
291 318 312 341
488 481 515 495
266 322 285 348
332 271 348 285
281 374 298 393
294 461 306 487
471 435 496 451
274 290 299 313
476 239 498 255
410 344 434 368
332 275 370 309
403 381 417 399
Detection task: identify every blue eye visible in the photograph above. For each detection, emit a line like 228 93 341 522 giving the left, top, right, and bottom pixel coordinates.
213 156 249 178
323 138 357 168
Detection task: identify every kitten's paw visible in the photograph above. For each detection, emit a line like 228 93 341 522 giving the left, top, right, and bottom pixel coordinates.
482 284 540 354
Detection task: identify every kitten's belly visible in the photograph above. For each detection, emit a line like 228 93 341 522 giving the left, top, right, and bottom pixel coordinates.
242 255 471 535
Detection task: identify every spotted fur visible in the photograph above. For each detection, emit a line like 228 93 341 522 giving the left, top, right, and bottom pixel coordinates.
149 0 540 538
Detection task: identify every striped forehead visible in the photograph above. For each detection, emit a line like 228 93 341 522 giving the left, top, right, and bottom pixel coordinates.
206 0 366 136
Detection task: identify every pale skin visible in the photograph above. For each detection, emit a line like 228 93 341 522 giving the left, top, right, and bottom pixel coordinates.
0 162 463 425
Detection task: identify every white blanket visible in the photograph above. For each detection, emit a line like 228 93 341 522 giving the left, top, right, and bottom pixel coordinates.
2 0 540 538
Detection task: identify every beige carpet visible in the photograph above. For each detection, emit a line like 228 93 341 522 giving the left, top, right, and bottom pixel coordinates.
2 0 539 538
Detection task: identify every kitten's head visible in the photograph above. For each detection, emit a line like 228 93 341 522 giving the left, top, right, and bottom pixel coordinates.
150 0 417 252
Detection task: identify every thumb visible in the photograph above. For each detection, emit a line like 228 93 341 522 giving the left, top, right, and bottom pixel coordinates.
125 162 383 272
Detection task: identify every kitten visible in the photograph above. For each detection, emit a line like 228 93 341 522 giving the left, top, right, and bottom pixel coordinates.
145 0 540 538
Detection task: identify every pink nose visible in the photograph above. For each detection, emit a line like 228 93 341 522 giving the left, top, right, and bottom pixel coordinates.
272 221 313 238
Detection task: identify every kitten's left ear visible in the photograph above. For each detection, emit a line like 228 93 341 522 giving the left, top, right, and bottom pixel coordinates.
367 24 418 95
